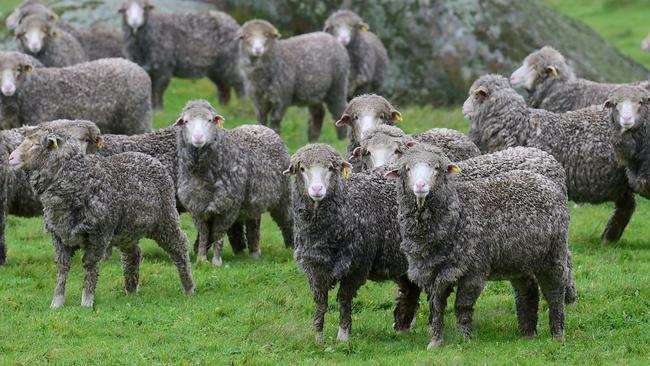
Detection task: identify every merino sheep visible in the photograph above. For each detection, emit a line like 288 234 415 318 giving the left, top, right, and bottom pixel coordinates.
176 100 293 266
349 125 479 171
510 46 650 112
323 10 389 98
119 0 243 109
465 74 634 242
385 144 571 348
284 143 419 342
605 86 650 197
8 129 195 308
238 19 350 141
6 0 55 31
15 14 87 67
0 52 152 134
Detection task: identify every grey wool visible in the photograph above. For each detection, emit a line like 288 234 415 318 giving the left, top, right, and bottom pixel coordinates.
286 143 419 343
335 94 403 170
350 124 479 171
238 19 350 141
0 52 152 135
605 86 650 198
6 1 56 31
512 46 650 112
9 130 195 308
323 10 389 98
120 1 244 109
71 25 124 60
386 144 571 348
176 100 293 266
15 14 87 67
465 74 634 242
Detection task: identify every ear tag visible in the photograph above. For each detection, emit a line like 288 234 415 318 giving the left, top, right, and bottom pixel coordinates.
96 137 104 149
343 166 349 179
395 114 403 122
549 66 559 77
360 25 368 32
217 120 224 129
448 165 462 174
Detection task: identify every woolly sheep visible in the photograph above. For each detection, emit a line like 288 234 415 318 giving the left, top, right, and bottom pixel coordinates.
605 86 650 197
238 19 350 141
324 10 389 98
5 0 55 31
510 46 650 112
8 129 195 308
465 74 634 242
119 0 244 109
385 144 571 348
15 14 87 67
0 52 152 134
176 100 293 266
284 143 419 342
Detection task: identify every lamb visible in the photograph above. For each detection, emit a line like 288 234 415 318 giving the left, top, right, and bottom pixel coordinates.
510 46 650 112
120 0 244 109
176 100 293 266
349 125 479 171
323 10 389 98
0 52 152 134
284 143 419 343
8 129 195 308
385 144 571 348
604 86 650 198
15 14 87 67
238 19 350 141
465 74 634 242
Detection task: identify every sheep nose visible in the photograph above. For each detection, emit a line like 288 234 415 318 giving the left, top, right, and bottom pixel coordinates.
339 37 349 44
252 46 263 54
623 116 632 123
28 42 39 51
415 180 426 191
312 184 323 194
2 84 15 95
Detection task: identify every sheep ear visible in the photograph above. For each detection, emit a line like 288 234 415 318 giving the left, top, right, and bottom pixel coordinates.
447 163 461 175
341 161 352 179
405 141 418 149
384 169 400 179
144 0 156 11
336 114 352 127
359 22 369 32
282 164 296 176
391 110 403 123
272 30 281 38
95 136 104 149
474 88 487 97
23 64 32 73
52 30 62 39
49 13 59 21
603 100 615 109
47 136 61 150
214 114 225 129
174 117 185 127
547 66 559 77
350 147 361 160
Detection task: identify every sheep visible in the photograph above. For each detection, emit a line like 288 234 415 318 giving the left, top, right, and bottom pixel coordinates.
176 100 293 266
8 129 195 308
510 46 650 112
605 86 650 198
5 0 56 31
0 52 152 134
349 125 479 171
384 144 571 348
119 0 244 110
323 10 389 98
465 74 634 242
238 19 350 141
335 94 402 169
15 14 87 67
284 143 419 343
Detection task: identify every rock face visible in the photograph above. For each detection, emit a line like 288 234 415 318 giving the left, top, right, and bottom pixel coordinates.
2 0 649 105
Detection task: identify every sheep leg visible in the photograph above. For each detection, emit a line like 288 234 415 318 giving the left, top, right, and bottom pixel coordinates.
269 106 287 135
209 219 231 267
601 190 636 241
152 223 195 295
427 286 453 349
51 235 74 308
270 202 294 248
245 217 261 258
120 243 142 295
326 83 349 140
454 277 485 340
336 278 364 342
150 71 172 110
226 221 246 256
208 73 232 106
102 246 113 261
0 211 6 267
511 277 540 338
307 104 325 142
537 272 566 341
311 286 328 343
81 241 107 308
393 275 421 332
194 219 211 263
564 250 577 305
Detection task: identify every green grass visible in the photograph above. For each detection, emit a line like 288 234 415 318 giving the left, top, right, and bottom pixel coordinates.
2 1 650 365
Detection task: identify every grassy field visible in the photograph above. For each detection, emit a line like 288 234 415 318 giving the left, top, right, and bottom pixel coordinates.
2 1 650 365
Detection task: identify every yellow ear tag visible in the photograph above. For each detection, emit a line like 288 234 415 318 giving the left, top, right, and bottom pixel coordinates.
96 138 104 149
550 66 558 77
450 165 462 173
217 120 224 129
395 113 403 122
54 30 62 39
360 25 368 32
343 166 349 179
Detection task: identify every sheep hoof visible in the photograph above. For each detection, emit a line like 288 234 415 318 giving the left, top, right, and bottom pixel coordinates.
196 255 208 264
185 287 195 296
50 295 65 309
315 332 324 344
427 338 443 350
211 256 223 266
336 326 350 342
81 292 94 308
250 250 261 259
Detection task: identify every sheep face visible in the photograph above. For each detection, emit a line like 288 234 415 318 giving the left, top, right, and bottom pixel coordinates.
38 120 103 154
119 0 154 33
324 10 368 47
336 94 402 142
7 3 57 32
510 46 568 90
0 56 33 97
176 100 225 148
463 74 519 120
8 130 74 170
353 126 415 169
238 20 280 59
605 86 650 132
15 15 57 54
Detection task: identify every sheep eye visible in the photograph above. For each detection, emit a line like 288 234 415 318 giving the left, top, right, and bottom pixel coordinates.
353 115 359 120
299 167 305 172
